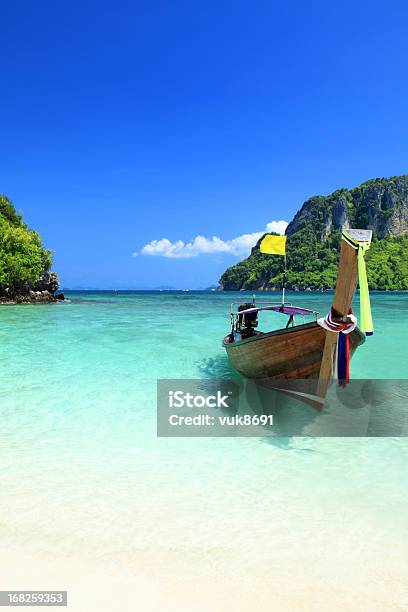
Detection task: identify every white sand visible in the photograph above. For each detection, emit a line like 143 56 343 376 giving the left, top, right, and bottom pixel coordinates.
2 549 206 612
2 544 408 612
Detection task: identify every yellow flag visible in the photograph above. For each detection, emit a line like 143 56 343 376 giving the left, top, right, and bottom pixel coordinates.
259 234 287 255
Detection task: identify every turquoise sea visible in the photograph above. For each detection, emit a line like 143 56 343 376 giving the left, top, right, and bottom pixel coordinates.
1 291 408 608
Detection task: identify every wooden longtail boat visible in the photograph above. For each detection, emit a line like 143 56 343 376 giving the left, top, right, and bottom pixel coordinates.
223 313 365 380
222 229 372 393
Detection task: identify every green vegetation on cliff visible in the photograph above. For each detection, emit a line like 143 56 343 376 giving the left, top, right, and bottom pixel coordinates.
220 176 408 291
0 195 52 289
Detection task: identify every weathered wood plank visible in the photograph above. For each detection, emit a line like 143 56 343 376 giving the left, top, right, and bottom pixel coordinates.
225 321 364 382
316 239 359 397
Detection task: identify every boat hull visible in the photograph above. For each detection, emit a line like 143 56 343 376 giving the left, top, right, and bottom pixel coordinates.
223 321 365 380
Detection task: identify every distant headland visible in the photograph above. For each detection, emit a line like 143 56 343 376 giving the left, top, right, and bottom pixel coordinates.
220 175 408 291
0 195 63 303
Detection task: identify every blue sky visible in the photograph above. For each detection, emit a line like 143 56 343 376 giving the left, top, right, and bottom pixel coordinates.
1 1 407 289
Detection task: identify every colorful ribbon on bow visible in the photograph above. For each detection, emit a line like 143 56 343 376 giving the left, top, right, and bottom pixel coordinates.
318 307 357 386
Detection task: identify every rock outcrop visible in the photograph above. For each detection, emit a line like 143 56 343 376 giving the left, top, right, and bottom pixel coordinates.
286 175 408 240
0 271 64 303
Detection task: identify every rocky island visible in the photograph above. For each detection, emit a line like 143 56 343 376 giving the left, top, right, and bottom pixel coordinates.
0 195 63 303
220 175 408 291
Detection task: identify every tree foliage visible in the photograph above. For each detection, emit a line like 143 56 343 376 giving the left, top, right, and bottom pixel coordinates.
0 195 52 288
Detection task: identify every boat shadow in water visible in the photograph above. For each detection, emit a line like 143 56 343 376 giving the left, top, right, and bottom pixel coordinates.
238 378 408 439
238 379 320 439
196 357 408 439
195 360 352 439
196 354 241 379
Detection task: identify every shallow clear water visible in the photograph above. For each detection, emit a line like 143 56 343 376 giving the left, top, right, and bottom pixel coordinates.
0 291 407 595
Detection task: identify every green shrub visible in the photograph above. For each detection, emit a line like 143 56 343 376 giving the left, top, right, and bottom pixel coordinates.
0 196 52 288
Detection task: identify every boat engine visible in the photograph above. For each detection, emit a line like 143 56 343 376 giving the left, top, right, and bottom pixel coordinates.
237 303 258 338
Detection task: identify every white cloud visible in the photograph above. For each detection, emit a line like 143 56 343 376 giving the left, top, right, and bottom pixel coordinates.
265 220 288 235
137 220 288 259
